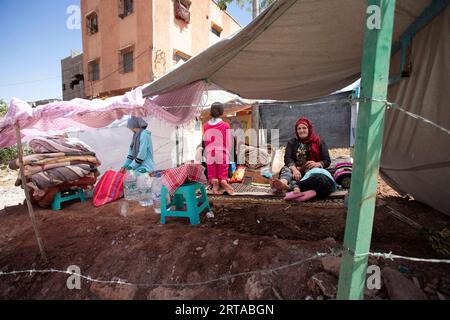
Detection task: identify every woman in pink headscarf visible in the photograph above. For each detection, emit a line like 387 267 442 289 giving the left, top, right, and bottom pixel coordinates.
271 117 336 201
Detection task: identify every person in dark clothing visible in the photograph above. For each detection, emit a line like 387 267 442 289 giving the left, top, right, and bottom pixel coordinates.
195 140 208 177
230 119 245 164
271 117 336 201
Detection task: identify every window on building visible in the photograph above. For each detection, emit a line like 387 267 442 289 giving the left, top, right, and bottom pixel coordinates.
211 23 222 37
63 84 66 91
70 74 84 89
174 50 191 64
119 46 134 73
118 0 133 18
175 0 191 24
86 12 99 35
88 59 100 81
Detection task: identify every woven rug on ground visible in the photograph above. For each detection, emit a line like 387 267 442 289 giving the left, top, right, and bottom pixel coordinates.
207 195 345 208
231 183 271 195
206 183 347 198
206 183 272 196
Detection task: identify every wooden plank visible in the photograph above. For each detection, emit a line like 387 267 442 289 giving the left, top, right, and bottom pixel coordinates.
15 124 48 262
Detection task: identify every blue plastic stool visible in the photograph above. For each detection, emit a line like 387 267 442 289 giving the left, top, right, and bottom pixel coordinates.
160 182 211 225
51 189 85 211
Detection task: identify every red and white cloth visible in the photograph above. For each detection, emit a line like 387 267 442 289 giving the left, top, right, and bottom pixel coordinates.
162 163 207 195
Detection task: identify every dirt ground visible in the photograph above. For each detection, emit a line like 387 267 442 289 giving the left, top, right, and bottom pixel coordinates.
1 150 449 300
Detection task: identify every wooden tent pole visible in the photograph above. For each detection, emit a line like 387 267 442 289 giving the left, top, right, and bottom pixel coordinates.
15 124 48 263
175 126 180 166
251 1 260 147
251 103 260 147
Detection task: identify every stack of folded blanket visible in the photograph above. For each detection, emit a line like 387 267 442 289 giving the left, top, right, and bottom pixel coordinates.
9 136 101 208
238 145 272 170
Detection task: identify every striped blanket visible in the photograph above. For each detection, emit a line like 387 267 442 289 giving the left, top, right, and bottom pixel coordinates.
27 164 96 191
30 175 98 208
29 137 95 154
92 170 125 207
22 160 98 177
10 154 100 178
9 153 96 169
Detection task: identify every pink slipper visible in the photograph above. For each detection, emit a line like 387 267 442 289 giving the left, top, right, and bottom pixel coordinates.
293 190 317 202
284 191 304 200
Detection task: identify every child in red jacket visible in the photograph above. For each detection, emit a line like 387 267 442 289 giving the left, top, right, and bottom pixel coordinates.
203 102 234 195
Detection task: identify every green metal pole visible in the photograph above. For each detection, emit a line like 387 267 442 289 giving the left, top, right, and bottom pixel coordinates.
337 0 396 300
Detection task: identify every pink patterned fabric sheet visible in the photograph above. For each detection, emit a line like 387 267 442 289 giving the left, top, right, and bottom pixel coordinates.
0 81 206 148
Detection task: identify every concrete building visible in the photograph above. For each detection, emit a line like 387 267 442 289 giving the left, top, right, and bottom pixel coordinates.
29 99 62 107
61 51 85 101
81 0 241 99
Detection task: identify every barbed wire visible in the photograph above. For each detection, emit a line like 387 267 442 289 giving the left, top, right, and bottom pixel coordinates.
351 97 450 136
0 251 330 288
355 251 450 264
1 247 449 289
387 103 450 136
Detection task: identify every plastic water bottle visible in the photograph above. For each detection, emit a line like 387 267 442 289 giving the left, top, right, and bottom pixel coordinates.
137 172 153 207
83 189 93 199
123 169 139 201
119 201 129 217
151 173 163 214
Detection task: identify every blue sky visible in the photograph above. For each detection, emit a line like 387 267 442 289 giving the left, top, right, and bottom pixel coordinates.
0 1 251 103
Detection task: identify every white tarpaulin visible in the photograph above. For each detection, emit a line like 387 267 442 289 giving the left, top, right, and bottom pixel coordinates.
68 116 202 174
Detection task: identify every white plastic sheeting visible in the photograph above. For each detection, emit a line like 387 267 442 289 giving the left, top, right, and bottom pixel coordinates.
68 117 202 174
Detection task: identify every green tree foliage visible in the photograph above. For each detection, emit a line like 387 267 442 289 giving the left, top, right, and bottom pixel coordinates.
217 0 276 13
0 99 7 117
0 147 17 165
0 99 18 164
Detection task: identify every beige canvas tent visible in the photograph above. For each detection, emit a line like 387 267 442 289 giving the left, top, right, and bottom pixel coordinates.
382 7 450 215
143 0 435 100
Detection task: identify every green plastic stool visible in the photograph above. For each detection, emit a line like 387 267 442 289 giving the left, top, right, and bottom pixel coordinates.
51 189 85 211
160 182 211 225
